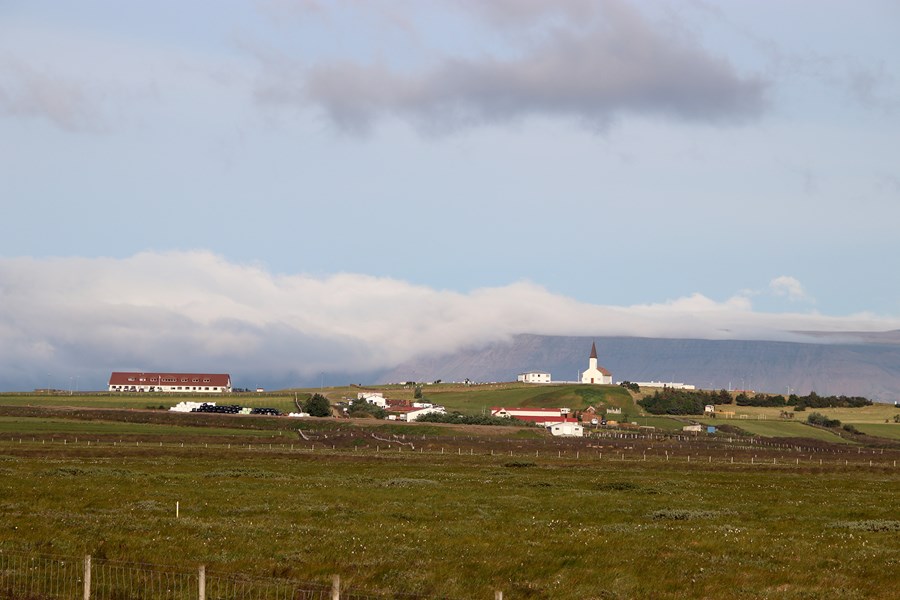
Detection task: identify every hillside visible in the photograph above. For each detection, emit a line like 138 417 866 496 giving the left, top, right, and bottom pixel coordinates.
421 383 633 415
380 333 900 401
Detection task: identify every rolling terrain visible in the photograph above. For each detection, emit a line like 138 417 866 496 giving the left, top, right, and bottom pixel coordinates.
380 333 900 401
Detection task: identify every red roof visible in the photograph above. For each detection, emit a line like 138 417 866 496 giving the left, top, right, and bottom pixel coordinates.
510 416 577 424
108 372 231 387
490 407 565 413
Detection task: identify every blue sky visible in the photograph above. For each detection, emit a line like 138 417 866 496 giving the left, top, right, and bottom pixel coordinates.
1 1 899 390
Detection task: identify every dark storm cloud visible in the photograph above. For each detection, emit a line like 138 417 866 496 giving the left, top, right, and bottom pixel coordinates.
0 55 104 132
256 0 767 134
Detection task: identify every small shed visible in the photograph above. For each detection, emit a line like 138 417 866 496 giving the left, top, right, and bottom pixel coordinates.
548 422 584 437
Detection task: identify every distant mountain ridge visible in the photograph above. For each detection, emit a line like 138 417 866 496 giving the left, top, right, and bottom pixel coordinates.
379 334 900 402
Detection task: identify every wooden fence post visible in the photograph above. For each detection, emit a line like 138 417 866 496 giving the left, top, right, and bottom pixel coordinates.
495 590 503 599
83 555 91 600
198 565 206 600
332 574 341 600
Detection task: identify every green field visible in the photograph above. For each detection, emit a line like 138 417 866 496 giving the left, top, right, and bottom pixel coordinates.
701 417 853 443
627 415 686 431
422 383 634 414
714 402 900 424
1 435 898 599
0 416 277 438
852 423 900 440
0 392 303 415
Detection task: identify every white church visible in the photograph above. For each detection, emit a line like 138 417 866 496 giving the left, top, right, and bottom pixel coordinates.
581 341 613 385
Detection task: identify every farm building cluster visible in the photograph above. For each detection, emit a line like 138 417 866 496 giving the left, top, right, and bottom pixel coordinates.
350 392 447 421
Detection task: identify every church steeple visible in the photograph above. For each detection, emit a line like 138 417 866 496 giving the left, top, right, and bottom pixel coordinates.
582 340 612 385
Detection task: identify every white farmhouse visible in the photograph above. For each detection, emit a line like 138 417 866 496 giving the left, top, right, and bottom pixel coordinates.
356 392 387 408
581 342 613 385
403 405 446 422
517 371 551 383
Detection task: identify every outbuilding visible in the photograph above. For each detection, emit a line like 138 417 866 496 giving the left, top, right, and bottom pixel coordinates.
548 422 584 437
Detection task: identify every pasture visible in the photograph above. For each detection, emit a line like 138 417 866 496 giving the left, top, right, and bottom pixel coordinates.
700 417 853 443
1 406 899 599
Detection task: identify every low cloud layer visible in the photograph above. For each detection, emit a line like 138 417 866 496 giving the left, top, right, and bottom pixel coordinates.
255 0 767 134
1 251 896 390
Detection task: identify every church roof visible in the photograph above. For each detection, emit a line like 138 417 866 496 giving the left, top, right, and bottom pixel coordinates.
590 341 598 359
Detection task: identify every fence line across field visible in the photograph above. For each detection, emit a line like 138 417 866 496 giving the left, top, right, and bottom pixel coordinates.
0 551 468 600
2 435 897 470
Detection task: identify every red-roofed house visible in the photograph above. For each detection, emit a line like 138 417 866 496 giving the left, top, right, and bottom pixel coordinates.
108 372 232 394
490 407 574 426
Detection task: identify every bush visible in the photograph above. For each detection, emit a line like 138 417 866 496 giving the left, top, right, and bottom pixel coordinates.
416 412 536 426
807 412 841 428
842 424 861 435
348 399 387 419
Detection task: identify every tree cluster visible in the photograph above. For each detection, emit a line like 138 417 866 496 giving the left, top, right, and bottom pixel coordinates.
638 388 713 415
639 387 874 415
806 411 841 428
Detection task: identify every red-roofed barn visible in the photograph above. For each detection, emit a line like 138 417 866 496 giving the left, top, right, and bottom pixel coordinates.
108 372 232 394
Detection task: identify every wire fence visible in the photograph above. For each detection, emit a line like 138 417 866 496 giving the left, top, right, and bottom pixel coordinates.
0 552 470 600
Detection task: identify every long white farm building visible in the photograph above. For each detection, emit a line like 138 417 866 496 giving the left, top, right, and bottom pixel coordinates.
108 372 232 393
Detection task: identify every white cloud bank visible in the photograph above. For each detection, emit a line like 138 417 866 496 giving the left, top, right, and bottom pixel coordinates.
0 251 897 390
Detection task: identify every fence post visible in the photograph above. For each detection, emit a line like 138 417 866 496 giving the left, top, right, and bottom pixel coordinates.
332 574 341 600
198 565 206 600
83 555 91 600
495 591 503 600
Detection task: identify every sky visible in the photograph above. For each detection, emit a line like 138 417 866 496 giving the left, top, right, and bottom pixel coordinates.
1 0 899 390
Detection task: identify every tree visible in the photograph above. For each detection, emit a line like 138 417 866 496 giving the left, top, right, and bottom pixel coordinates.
414 386 423 399
304 393 331 417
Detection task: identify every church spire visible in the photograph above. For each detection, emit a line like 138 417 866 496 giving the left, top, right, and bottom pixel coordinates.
590 341 597 359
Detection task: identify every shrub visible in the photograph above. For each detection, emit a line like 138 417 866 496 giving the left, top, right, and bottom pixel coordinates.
832 520 900 532
348 399 387 419
650 509 722 521
416 412 536 426
807 412 841 428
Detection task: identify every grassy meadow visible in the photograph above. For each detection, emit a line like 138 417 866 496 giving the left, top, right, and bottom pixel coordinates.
2 433 898 599
0 392 305 415
699 418 853 443
710 403 900 424
0 416 278 438
1 389 899 598
415 383 634 414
